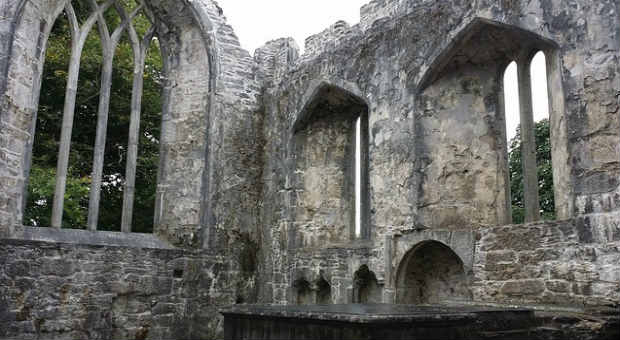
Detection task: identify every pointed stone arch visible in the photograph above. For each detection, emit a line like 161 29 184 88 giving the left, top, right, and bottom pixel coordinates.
395 240 472 304
417 17 559 92
353 264 382 303
315 276 332 304
0 0 220 246
293 80 366 133
293 277 313 305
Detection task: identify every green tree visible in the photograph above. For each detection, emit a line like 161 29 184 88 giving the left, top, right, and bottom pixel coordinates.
25 0 162 233
508 119 556 224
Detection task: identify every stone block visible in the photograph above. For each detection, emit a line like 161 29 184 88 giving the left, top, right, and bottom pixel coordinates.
590 282 620 298
540 291 583 307
152 302 176 316
549 263 574 281
572 282 593 296
39 258 74 277
546 280 571 293
485 250 516 263
500 280 545 296
5 260 30 277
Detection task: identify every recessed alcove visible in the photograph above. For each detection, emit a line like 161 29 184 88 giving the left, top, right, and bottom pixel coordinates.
395 241 471 304
294 278 314 305
316 276 332 304
416 18 570 228
354 265 382 303
292 83 370 248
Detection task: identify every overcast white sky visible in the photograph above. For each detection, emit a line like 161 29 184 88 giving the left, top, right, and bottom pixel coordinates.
216 0 549 143
216 0 369 54
505 53 550 142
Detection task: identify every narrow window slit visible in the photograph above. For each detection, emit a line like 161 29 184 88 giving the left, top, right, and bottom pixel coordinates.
530 51 555 221
503 61 525 224
355 116 362 239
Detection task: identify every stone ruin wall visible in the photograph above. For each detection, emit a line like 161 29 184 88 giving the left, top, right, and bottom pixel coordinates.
1 0 263 338
257 0 619 310
0 238 237 339
0 0 619 339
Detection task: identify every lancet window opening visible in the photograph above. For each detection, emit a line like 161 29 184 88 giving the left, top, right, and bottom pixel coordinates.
355 116 362 238
355 109 370 241
503 51 555 224
27 0 159 233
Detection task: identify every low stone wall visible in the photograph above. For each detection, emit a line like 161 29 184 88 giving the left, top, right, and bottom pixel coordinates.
0 235 251 340
473 215 620 308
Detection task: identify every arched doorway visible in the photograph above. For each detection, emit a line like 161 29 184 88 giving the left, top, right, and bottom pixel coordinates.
395 241 471 304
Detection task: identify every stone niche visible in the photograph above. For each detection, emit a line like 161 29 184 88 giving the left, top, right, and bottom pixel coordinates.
354 265 382 304
291 83 369 248
395 241 472 304
293 276 333 305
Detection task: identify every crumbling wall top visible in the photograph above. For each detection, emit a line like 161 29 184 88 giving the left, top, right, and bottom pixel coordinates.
360 0 401 31
254 38 300 85
302 20 362 60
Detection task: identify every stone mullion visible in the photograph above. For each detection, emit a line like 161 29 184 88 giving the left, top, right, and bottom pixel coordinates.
516 57 541 223
51 0 115 229
87 1 139 231
121 11 153 233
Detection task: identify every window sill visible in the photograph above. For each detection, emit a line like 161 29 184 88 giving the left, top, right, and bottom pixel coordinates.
6 225 176 250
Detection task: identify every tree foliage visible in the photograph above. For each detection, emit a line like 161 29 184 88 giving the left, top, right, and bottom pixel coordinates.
24 1 162 233
508 119 556 224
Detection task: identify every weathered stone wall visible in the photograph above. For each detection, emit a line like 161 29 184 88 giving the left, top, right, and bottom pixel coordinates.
256 0 620 310
359 0 400 31
0 0 65 235
1 1 263 339
1 0 619 338
474 217 620 308
150 0 214 247
418 64 508 229
302 21 362 61
0 238 253 339
286 247 375 305
254 37 299 85
198 0 264 251
0 1 22 137
293 115 356 248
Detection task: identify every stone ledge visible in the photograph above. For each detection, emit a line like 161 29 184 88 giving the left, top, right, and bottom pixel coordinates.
220 303 533 323
4 225 176 250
